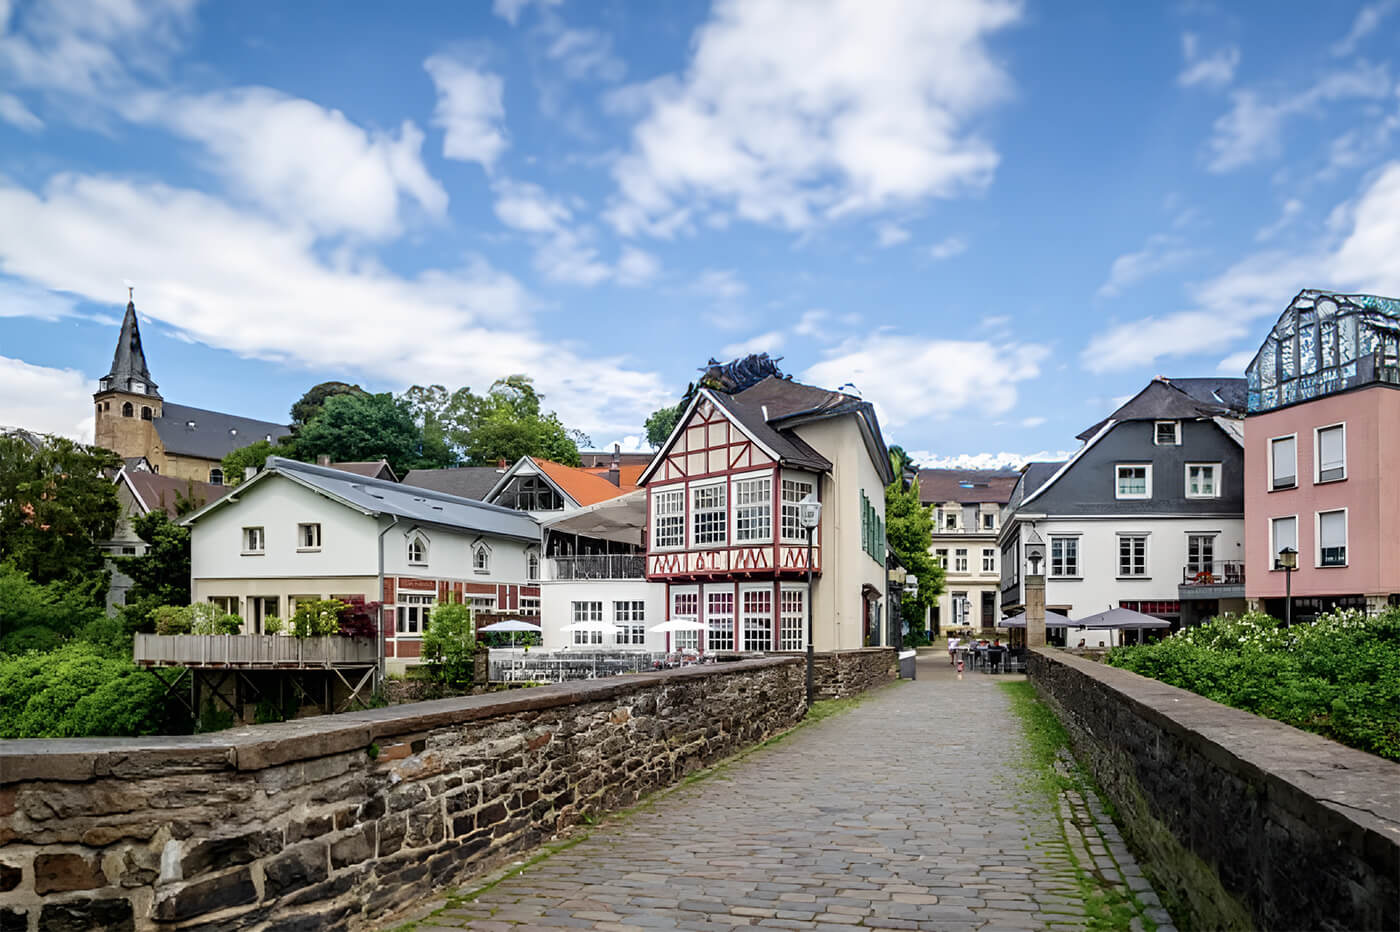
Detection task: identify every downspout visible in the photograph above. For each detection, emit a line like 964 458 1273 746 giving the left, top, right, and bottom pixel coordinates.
377 515 400 684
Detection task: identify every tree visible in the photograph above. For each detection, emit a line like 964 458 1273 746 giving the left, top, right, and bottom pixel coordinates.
400 384 462 468
221 439 281 486
290 392 423 476
289 381 366 430
421 601 476 686
403 376 587 467
884 453 944 643
644 402 684 448
0 433 120 591
0 562 106 654
116 512 192 625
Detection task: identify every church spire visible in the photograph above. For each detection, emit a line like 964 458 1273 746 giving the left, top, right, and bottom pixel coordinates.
98 290 161 398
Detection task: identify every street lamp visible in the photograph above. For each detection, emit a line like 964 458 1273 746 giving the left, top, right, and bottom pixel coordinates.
1277 545 1298 628
799 493 822 705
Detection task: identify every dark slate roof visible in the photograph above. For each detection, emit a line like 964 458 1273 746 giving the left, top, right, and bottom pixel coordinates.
99 301 160 399
154 402 291 461
1004 461 1065 514
917 469 1020 505
1075 376 1247 441
330 461 398 482
121 470 227 519
707 388 833 474
401 466 505 501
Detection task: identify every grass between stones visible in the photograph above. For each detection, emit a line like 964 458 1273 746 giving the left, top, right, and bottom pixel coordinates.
1000 681 1163 932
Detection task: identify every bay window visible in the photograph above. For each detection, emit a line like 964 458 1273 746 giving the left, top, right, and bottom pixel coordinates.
692 483 727 546
734 475 772 542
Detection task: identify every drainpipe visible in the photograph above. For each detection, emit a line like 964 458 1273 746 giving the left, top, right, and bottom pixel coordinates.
377 515 400 684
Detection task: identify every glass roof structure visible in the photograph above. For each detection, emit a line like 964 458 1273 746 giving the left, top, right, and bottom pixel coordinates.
1246 290 1400 414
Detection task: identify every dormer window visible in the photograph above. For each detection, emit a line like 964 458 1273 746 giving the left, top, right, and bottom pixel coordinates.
472 542 491 574
131 381 145 394
407 534 428 565
1154 421 1180 445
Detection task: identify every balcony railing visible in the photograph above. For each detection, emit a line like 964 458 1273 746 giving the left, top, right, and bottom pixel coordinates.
1181 562 1245 586
546 554 646 581
133 634 377 668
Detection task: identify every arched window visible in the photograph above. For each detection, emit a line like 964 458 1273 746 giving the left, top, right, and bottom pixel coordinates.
121 402 133 417
141 406 152 421
527 549 540 581
472 543 491 574
209 468 223 486
407 535 428 564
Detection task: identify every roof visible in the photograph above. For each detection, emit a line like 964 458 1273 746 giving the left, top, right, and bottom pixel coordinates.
154 402 291 461
119 469 227 519
578 451 654 468
329 460 398 482
706 388 833 473
534 459 636 506
579 463 648 489
1075 376 1246 441
1003 461 1066 515
182 457 539 542
917 469 1020 505
98 300 160 399
538 489 647 546
401 466 503 500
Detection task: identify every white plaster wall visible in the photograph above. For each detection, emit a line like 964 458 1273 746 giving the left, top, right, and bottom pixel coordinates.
382 524 533 584
538 579 669 651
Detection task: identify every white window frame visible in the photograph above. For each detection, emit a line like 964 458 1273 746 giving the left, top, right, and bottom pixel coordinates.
209 467 224 486
981 548 996 573
954 548 968 572
732 472 773 544
1269 515 1298 570
297 522 322 551
1116 533 1149 578
1268 433 1298 491
981 511 996 531
518 596 540 617
934 548 948 569
242 526 265 555
652 485 685 550
779 585 806 651
1154 420 1181 446
571 601 605 645
395 592 434 637
691 480 728 547
705 589 735 652
407 534 428 565
1184 463 1221 499
526 549 540 582
739 584 774 652
670 586 700 652
472 542 491 574
1314 423 1346 484
1315 508 1348 568
1049 535 1080 578
613 600 647 645
1186 533 1217 576
780 476 816 543
1115 464 1152 500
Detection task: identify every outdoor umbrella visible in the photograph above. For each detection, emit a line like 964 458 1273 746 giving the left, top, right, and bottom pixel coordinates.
646 618 706 633
999 611 1074 628
477 618 542 648
1073 607 1171 630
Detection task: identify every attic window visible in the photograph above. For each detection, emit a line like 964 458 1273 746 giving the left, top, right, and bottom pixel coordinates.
1154 421 1180 446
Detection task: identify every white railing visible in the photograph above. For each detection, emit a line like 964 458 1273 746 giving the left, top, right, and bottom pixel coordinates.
133 634 377 668
544 554 646 581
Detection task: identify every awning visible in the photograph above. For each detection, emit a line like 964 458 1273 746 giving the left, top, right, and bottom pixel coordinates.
1073 607 1172 630
539 489 646 546
999 610 1074 629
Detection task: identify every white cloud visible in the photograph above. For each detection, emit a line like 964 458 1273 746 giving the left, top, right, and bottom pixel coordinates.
0 355 93 441
1177 33 1239 90
492 0 562 26
804 331 1048 428
491 180 659 287
1082 310 1254 375
1255 198 1304 241
605 0 1021 236
1206 64 1392 172
694 268 747 300
0 92 42 131
1097 234 1195 298
0 280 78 320
424 54 508 172
532 231 613 286
876 222 911 247
720 331 784 358
615 246 660 286
908 449 1074 469
794 309 830 337
1331 1 1398 56
929 235 968 260
544 25 625 82
1216 349 1256 375
1020 416 1046 428
0 173 671 441
493 179 572 234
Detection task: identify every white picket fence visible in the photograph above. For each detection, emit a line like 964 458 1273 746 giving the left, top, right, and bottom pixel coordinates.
133 634 377 668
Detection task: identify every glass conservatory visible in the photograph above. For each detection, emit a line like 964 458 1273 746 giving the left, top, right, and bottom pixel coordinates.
1246 290 1400 414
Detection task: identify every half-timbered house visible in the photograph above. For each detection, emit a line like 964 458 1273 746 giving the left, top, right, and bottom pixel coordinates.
639 376 895 653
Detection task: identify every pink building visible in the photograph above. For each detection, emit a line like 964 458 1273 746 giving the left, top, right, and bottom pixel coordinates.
1243 290 1400 620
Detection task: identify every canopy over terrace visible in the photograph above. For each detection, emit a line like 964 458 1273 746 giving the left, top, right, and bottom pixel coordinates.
538 488 647 547
1073 607 1172 630
999 611 1074 628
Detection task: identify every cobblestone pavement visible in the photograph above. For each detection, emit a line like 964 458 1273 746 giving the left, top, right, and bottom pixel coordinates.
393 654 1176 931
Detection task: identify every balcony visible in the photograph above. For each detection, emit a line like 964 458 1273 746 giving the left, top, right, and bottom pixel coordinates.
133 634 377 669
1178 562 1245 601
546 554 646 581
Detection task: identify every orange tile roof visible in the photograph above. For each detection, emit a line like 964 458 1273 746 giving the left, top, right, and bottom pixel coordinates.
579 463 646 491
534 459 636 506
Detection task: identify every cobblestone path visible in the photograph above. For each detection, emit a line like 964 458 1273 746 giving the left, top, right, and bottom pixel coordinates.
395 655 1175 931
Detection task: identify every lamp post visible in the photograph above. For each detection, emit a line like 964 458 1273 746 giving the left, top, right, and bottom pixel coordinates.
1277 546 1297 628
800 493 822 706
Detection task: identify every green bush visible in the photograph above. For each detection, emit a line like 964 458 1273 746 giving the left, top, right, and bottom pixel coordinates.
216 614 244 635
188 602 223 635
421 602 476 686
152 605 193 635
262 614 285 635
0 562 106 651
0 625 64 654
0 642 171 738
290 599 345 638
1108 609 1400 761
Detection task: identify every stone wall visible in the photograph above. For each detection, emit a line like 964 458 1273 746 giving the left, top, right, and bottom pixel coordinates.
809 647 897 699
1028 648 1400 932
0 657 804 932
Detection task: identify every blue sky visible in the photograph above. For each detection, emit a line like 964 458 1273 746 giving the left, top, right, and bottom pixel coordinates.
2 0 1399 467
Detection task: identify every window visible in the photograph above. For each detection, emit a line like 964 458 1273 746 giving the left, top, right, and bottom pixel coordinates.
671 588 699 651
504 475 561 511
982 548 996 573
249 596 279 635
1187 534 1215 575
934 549 948 569
861 491 884 562
1050 536 1078 577
653 488 685 549
208 467 223 486
779 587 806 651
1270 516 1297 569
1115 465 1151 499
1316 424 1346 483
1118 535 1148 577
741 588 773 652
1186 464 1219 498
468 594 496 614
297 523 321 550
396 593 433 636
121 401 133 417
692 483 727 546
407 535 428 564
951 592 968 626
954 548 968 572
242 526 265 553
781 478 815 542
526 550 540 581
519 597 540 617
472 543 490 574
1154 421 1180 445
572 601 604 645
982 512 996 531
1318 510 1347 567
208 596 239 616
705 590 734 651
943 509 958 530
614 601 646 645
141 406 152 421
733 475 772 542
1270 436 1297 490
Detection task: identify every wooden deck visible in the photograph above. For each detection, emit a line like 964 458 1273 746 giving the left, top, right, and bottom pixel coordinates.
133 634 377 669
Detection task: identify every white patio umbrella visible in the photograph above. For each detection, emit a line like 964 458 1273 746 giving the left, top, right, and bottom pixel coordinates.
477 618 541 648
647 619 706 633
560 620 622 633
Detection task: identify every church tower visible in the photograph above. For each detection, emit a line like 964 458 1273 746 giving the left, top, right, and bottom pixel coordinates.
94 292 165 466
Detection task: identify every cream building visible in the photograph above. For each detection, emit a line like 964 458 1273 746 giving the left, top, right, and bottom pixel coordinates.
921 469 1020 634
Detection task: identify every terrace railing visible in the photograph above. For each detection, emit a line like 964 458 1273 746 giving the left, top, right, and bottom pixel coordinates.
1181 562 1245 586
133 634 377 668
545 554 646 581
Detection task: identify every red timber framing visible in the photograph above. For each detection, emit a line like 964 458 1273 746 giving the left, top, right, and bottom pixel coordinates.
645 393 822 584
661 579 808 653
380 575 540 660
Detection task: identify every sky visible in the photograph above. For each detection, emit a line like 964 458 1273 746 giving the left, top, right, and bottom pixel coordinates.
2 0 1400 468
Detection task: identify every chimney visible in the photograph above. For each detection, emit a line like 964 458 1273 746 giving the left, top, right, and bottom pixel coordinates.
606 443 621 487
317 454 331 467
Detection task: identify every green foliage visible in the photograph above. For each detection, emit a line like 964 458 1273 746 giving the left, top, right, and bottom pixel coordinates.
421 601 476 686
290 392 423 476
883 457 943 642
644 403 684 449
0 642 170 738
152 604 192 635
216 614 244 635
197 697 234 733
290 599 345 638
402 376 586 467
262 613 285 636
0 562 106 651
290 380 367 429
117 511 191 612
1108 609 1400 761
221 439 281 486
0 433 120 589
1 626 63 654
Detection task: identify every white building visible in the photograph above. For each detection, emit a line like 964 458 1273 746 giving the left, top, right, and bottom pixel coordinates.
920 468 1020 634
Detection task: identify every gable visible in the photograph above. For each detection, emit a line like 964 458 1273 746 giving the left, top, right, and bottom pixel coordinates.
644 392 777 485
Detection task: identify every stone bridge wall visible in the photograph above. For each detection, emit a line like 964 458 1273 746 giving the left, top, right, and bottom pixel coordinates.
1028 648 1400 932
0 657 805 932
806 647 897 699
